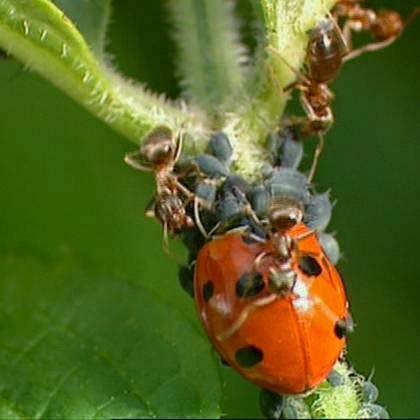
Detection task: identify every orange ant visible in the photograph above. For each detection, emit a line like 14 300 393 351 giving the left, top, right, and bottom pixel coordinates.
334 1 419 61
124 127 195 245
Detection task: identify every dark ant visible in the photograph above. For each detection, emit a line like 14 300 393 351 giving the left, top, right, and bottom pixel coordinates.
334 1 419 61
281 2 418 180
124 127 195 245
280 18 348 181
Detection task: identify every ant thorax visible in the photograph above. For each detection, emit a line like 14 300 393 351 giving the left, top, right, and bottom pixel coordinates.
271 233 294 261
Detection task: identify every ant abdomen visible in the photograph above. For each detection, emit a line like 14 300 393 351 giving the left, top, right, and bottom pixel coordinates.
308 20 347 84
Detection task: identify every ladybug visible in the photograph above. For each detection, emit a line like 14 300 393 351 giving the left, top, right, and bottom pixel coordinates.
194 197 351 395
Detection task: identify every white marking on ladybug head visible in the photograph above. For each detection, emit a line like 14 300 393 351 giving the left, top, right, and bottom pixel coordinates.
210 294 232 317
292 278 314 313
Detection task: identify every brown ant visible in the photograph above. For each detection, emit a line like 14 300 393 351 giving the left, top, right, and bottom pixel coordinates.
279 18 348 181
124 127 195 244
334 1 419 61
281 2 417 180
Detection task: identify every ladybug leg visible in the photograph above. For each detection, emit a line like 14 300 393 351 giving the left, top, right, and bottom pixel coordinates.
260 389 284 419
217 294 277 341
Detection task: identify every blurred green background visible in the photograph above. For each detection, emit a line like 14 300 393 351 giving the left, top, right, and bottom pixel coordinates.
0 0 419 417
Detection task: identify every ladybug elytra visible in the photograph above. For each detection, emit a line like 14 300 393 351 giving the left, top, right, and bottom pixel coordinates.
194 199 351 395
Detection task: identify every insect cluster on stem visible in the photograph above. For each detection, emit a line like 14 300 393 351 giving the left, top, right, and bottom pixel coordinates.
125 1 417 418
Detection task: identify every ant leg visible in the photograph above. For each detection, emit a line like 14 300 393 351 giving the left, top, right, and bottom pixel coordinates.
300 93 318 122
144 200 156 219
308 134 325 183
124 152 152 172
174 179 195 199
194 196 209 239
162 222 170 253
216 294 277 341
405 8 420 28
343 36 397 61
173 128 184 163
266 46 311 88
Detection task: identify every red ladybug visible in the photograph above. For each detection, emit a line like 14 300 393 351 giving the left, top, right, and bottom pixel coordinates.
194 197 351 395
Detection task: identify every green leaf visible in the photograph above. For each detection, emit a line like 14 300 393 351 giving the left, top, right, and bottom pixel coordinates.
0 0 206 149
51 0 111 59
0 254 222 418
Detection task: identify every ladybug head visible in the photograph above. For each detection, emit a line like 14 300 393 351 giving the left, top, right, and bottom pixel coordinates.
140 126 176 166
268 197 303 233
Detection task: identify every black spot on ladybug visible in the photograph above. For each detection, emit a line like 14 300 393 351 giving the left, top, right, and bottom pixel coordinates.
203 281 214 303
235 272 265 298
235 346 264 368
242 235 259 245
334 316 354 339
298 256 322 276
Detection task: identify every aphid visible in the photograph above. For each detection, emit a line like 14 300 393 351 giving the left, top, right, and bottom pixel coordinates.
194 197 351 395
334 1 419 61
125 127 194 242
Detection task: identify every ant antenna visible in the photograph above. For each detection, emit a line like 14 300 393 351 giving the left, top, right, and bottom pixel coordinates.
194 197 209 239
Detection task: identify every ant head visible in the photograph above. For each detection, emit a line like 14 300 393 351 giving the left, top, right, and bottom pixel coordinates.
268 197 303 233
140 127 175 166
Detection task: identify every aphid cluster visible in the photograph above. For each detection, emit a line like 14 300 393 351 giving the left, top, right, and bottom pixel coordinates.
125 2 414 418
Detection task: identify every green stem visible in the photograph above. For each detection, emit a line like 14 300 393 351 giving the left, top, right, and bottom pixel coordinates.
224 0 338 182
0 0 206 147
168 0 246 113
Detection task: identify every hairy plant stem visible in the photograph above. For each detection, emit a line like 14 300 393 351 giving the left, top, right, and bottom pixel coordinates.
0 0 207 148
